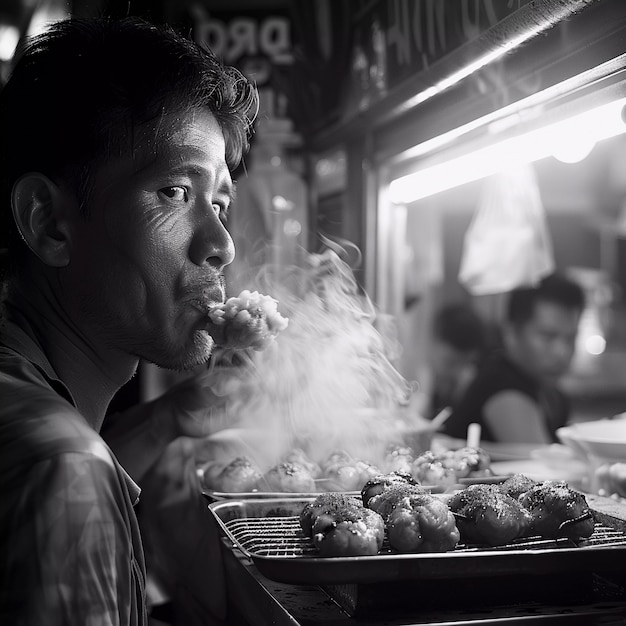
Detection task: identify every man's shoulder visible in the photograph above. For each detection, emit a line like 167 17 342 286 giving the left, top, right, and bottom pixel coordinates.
0 348 108 468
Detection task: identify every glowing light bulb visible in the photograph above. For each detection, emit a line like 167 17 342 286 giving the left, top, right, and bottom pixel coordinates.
584 334 606 356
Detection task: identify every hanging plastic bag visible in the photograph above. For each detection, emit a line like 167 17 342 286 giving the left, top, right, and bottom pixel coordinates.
458 163 554 295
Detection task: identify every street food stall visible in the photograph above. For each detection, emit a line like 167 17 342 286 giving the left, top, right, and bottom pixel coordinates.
183 1 626 624
187 244 626 625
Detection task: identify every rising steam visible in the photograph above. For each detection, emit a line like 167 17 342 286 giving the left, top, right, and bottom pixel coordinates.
209 240 419 470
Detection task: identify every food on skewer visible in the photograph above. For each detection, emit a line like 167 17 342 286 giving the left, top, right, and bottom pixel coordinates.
361 471 420 507
411 451 459 489
411 447 492 488
300 493 362 536
595 462 626 500
354 460 382 485
324 462 365 492
210 456 262 493
384 444 415 474
385 491 460 553
299 471 599 557
321 450 353 474
445 446 492 478
498 473 539 500
283 448 322 479
366 483 429 520
361 473 458 553
207 289 289 351
518 481 595 541
260 461 316 493
318 449 382 491
448 483 532 546
299 493 385 557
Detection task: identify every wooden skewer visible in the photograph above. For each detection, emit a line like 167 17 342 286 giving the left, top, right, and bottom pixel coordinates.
466 422 482 448
430 406 453 431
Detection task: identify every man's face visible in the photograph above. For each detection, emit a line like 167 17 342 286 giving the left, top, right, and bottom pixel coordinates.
60 108 236 370
510 301 581 381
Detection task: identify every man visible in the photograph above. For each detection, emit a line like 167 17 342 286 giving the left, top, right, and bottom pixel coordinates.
444 274 585 444
0 17 257 625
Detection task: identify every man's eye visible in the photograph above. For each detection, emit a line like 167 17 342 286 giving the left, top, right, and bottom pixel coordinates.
214 203 229 223
158 186 188 202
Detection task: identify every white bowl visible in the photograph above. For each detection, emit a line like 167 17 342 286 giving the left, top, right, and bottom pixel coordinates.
557 418 626 462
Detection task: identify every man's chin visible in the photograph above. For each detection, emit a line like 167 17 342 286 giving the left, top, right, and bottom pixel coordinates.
149 330 215 372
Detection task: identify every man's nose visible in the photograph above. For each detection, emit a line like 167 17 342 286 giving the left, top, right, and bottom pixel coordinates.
190 220 235 268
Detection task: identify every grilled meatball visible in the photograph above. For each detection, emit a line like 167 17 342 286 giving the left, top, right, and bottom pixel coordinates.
519 481 595 541
321 450 353 473
324 463 363 491
384 444 415 474
283 448 322 479
214 457 262 493
412 452 458 488
261 461 316 493
300 493 385 556
448 484 532 546
499 474 539 500
355 460 382 485
366 483 428 519
446 447 492 478
300 493 362 536
361 472 421 508
386 491 460 553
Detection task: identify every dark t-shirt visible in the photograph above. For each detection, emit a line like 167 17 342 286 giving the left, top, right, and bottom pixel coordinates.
443 351 569 443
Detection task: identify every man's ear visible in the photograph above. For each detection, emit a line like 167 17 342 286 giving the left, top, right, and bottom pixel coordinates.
11 173 73 267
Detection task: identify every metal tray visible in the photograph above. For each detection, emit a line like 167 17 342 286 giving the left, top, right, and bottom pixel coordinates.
208 496 626 586
201 475 507 500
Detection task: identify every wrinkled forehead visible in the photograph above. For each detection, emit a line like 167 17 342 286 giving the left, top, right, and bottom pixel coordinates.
88 108 229 198
126 108 225 169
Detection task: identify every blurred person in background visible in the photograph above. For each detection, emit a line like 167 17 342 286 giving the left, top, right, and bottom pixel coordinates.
427 302 490 420
0 17 256 626
443 273 585 444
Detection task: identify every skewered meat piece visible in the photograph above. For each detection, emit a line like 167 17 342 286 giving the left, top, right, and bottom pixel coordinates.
283 448 322 479
355 460 382 485
386 491 460 553
498 474 539 500
207 290 288 351
324 463 363 491
213 456 262 493
366 483 429 519
411 448 492 486
361 471 421 508
260 461 316 493
299 493 385 556
518 481 595 541
384 444 415 474
321 450 353 474
595 462 626 499
412 452 459 489
299 493 362 536
445 447 492 478
448 484 532 546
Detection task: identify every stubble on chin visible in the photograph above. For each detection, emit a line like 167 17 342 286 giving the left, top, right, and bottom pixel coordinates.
149 329 215 372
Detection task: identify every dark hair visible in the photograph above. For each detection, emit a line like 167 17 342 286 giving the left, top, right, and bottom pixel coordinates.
0 16 258 277
506 273 585 327
433 302 486 354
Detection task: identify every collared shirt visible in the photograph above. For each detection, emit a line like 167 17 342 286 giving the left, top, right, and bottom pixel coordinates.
0 317 148 625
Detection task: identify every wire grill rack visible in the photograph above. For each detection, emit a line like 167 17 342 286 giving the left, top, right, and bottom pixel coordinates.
210 497 626 586
223 515 626 558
